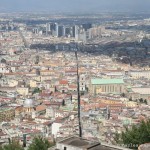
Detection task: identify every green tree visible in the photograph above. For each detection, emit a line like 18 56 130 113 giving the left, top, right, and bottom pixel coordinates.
28 136 55 150
121 93 125 97
55 86 57 92
32 88 41 95
62 99 65 106
0 140 24 150
144 99 148 105
115 120 150 149
139 98 144 103
129 97 132 101
0 147 3 150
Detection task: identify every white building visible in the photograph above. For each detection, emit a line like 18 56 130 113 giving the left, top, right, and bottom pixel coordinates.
52 121 62 138
130 71 150 79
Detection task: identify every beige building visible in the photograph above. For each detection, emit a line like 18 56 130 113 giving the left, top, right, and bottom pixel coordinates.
90 78 125 95
17 87 29 96
29 80 37 88
31 76 41 82
129 87 150 102
8 79 18 87
130 71 150 79
40 70 55 76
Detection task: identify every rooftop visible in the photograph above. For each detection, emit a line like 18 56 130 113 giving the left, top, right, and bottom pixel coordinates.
52 136 130 150
91 79 124 85
59 136 99 148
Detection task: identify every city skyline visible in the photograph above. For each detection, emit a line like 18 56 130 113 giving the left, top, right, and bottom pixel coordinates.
0 0 150 13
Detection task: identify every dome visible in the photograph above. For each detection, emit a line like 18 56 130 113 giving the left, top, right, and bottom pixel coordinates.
24 99 34 108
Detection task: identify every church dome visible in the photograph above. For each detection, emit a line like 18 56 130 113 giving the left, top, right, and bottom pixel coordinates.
24 99 34 108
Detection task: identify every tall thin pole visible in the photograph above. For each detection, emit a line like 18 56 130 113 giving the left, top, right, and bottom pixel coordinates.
75 51 82 138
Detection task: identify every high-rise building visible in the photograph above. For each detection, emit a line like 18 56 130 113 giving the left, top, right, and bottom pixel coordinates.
79 30 87 43
46 23 51 32
72 26 76 37
70 26 73 37
65 26 71 37
46 23 51 35
86 29 92 39
50 23 55 31
33 28 39 34
55 23 59 37
62 26 66 37
74 25 79 40
58 25 64 37
47 23 58 37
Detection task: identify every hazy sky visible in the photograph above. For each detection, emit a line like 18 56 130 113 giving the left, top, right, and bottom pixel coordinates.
0 0 150 13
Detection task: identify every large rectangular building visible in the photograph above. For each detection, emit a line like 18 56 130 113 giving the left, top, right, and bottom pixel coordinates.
129 71 150 79
90 78 125 95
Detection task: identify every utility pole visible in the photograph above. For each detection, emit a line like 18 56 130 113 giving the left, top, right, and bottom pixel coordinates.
75 51 82 138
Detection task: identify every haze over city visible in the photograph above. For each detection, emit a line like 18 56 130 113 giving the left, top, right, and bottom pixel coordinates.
0 0 150 13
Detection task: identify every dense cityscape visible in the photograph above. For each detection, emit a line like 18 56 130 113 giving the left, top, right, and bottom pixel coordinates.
1 9 150 150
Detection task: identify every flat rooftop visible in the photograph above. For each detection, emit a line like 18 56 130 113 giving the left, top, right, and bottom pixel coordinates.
91 78 124 85
57 136 130 150
59 136 100 149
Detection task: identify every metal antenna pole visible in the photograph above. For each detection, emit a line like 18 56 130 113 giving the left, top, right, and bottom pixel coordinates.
75 51 82 138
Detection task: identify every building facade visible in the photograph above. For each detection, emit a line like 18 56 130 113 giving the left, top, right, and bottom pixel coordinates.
90 78 125 95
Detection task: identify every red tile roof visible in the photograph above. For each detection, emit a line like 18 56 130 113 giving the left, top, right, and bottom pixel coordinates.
59 80 68 85
36 105 47 112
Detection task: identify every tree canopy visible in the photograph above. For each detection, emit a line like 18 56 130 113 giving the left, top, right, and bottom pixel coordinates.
28 136 55 150
115 120 150 149
0 136 55 150
32 88 41 95
0 140 24 150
